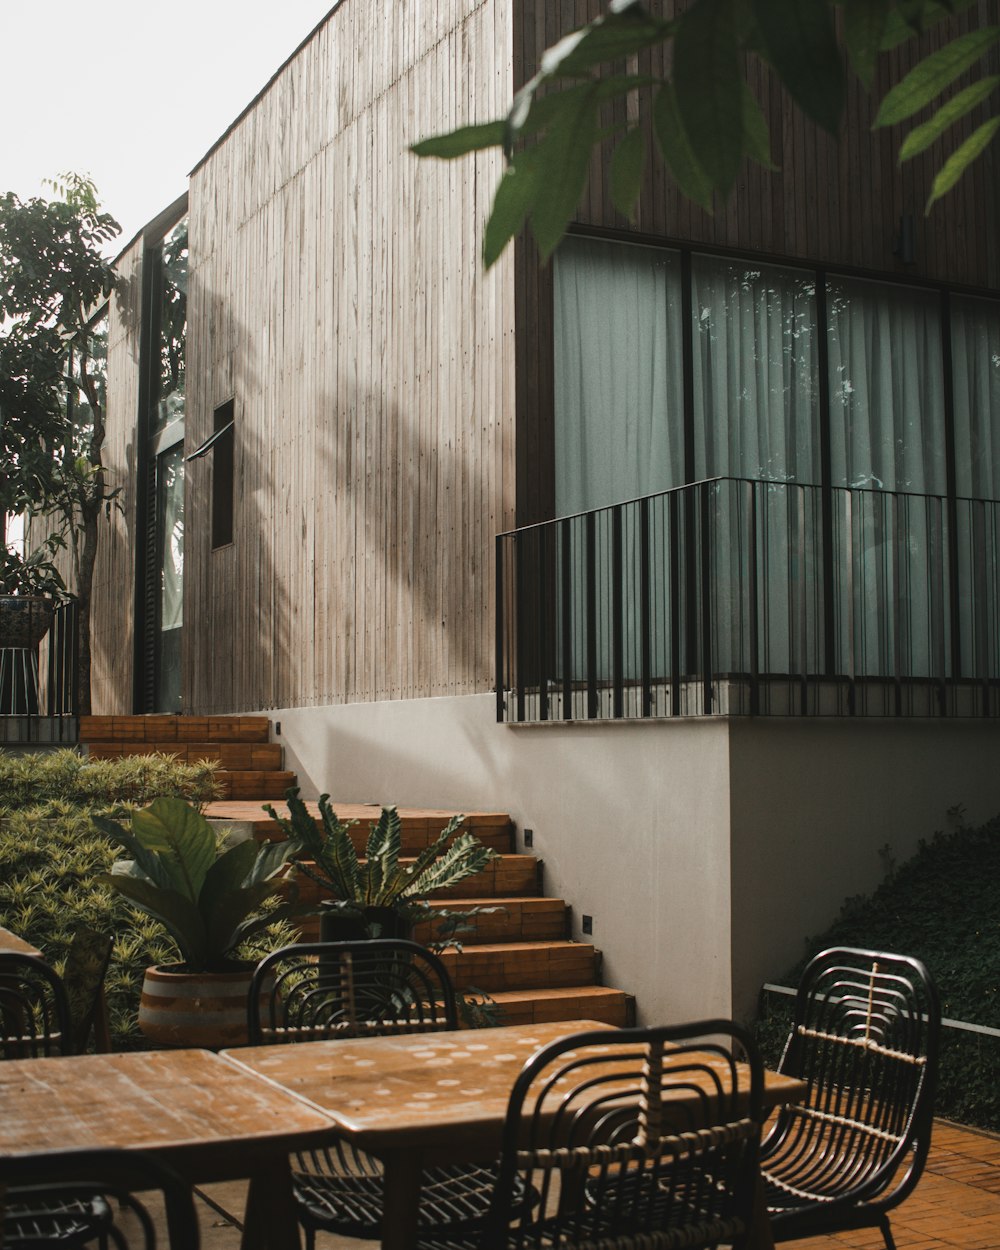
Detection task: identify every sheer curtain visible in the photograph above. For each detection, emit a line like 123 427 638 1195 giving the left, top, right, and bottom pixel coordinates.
826 279 946 678
692 256 820 675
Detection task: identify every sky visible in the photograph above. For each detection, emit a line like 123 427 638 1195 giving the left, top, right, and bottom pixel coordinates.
2 1 338 247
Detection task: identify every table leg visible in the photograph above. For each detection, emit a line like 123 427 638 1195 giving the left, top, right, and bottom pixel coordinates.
745 1176 776 1250
242 1162 301 1250
380 1151 423 1250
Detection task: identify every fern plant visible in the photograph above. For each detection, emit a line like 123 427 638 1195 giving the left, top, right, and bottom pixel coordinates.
265 789 500 931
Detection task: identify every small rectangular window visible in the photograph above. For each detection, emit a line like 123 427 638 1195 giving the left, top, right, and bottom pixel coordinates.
211 400 234 549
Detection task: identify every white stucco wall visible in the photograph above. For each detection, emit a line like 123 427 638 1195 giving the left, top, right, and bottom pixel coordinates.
272 694 734 1025
271 696 1000 1027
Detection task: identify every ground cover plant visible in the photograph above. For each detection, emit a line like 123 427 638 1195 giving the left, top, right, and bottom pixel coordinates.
756 810 1000 1131
0 750 222 1047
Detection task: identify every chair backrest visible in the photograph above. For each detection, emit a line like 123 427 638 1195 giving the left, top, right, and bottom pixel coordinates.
770 945 941 1205
247 939 459 1044
0 1147 200 1249
483 1019 763 1250
63 927 114 1054
0 952 72 1059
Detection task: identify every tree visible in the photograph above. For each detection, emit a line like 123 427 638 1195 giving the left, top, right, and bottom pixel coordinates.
0 174 121 714
413 0 1000 266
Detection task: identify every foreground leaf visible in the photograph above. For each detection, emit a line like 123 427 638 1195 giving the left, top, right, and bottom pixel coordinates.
751 0 844 134
483 157 537 269
674 0 743 193
652 83 715 210
876 26 1000 127
899 76 1000 161
844 0 890 86
926 114 1000 208
610 127 646 216
410 121 506 159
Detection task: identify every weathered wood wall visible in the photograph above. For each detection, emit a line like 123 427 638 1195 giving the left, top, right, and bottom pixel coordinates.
184 0 516 713
514 0 1000 523
89 238 144 713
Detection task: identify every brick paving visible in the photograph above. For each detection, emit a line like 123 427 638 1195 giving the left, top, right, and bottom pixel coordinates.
793 1120 1000 1250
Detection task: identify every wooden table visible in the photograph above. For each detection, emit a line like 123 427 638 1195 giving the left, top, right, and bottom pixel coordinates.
224 1019 808 1250
0 1047 339 1249
0 925 41 956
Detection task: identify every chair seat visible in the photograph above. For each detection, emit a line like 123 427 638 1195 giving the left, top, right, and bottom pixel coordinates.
294 1151 501 1239
2 1193 111 1247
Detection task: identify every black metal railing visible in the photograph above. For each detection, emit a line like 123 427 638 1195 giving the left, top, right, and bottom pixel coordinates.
0 598 80 744
496 478 1000 722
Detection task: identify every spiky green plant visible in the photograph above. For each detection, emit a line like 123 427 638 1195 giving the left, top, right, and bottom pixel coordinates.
0 748 219 813
265 789 500 928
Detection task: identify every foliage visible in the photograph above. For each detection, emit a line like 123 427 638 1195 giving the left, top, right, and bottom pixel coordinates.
96 797 310 974
756 811 1000 1131
0 748 219 813
0 174 121 710
265 789 501 932
0 534 69 599
412 0 996 267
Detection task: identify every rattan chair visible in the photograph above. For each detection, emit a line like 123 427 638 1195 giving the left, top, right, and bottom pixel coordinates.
418 1019 764 1250
0 1148 200 1249
761 945 941 1249
248 939 506 1247
0 952 72 1059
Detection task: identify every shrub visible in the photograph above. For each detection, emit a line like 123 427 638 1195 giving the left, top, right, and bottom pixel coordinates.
0 749 220 812
756 813 1000 1131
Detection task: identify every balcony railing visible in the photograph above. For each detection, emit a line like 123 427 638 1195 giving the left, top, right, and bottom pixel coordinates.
0 598 80 744
495 478 1000 723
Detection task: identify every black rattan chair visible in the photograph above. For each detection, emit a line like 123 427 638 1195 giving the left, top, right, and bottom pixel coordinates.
761 945 941 1249
419 1019 764 1250
0 1148 200 1249
0 952 72 1059
248 939 504 1247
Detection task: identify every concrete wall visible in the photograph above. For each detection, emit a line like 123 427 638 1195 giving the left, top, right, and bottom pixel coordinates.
274 693 735 1026
271 694 1000 1025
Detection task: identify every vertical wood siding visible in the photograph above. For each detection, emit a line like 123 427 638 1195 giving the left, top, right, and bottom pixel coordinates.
184 0 516 713
89 240 144 713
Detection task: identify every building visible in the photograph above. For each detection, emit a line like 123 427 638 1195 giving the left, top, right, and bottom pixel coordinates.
90 0 1000 1021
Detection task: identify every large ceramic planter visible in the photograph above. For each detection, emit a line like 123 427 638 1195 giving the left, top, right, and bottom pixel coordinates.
0 596 54 649
138 963 267 1049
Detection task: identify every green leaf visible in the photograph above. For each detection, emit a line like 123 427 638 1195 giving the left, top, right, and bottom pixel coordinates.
844 0 890 86
129 797 216 901
742 81 777 169
98 872 207 969
751 0 844 134
652 83 715 210
538 5 674 78
610 127 646 216
899 76 1000 161
674 0 744 193
529 84 600 259
410 121 506 159
199 839 258 918
880 0 978 50
926 114 1000 208
875 27 1000 128
483 157 538 269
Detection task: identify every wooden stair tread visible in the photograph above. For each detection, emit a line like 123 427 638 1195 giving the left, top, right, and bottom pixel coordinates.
437 940 600 991
473 986 634 1028
80 715 270 743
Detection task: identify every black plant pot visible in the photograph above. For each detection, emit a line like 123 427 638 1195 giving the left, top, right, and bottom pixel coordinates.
318 902 413 943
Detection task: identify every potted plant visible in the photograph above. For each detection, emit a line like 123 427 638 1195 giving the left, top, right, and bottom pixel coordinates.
264 789 500 941
0 535 68 649
96 796 309 1047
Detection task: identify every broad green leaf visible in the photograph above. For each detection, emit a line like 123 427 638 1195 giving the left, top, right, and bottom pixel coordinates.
881 0 977 50
900 76 1000 160
751 0 844 134
610 127 646 216
652 83 715 210
539 5 674 78
674 0 744 193
99 872 207 969
529 84 600 259
484 157 538 269
926 114 1000 208
130 797 216 901
844 0 890 86
200 839 259 918
205 880 276 962
410 121 506 159
742 81 777 169
875 27 1000 127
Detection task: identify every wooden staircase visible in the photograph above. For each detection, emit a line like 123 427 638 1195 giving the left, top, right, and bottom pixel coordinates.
78 715 634 1028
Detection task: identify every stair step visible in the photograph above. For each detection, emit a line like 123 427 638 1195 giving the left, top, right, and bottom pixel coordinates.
437 940 599 992
472 985 635 1028
215 771 299 800
79 715 270 744
415 898 568 944
87 742 284 770
206 800 516 855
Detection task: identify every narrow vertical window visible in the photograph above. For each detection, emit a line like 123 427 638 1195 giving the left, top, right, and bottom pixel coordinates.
211 401 235 549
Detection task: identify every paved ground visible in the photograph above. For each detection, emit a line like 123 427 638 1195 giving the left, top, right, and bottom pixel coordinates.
191 1119 1000 1249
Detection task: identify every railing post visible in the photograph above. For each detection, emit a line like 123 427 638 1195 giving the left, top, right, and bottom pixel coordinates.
537 526 549 722
586 511 598 719
747 481 759 716
561 518 573 720
640 497 652 717
612 505 624 718
495 535 505 722
670 489 681 717
700 483 714 714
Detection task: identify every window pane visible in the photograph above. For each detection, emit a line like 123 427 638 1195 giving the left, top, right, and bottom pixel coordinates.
692 256 819 483
951 293 1000 499
554 236 684 516
154 218 187 434
827 278 945 493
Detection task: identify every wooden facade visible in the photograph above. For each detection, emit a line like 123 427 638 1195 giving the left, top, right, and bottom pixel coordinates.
89 0 1000 716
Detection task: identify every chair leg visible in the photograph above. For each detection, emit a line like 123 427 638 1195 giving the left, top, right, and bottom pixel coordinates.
879 1214 897 1250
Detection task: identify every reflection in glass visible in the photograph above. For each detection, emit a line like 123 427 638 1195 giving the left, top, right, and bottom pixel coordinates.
154 219 187 433
156 444 184 712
